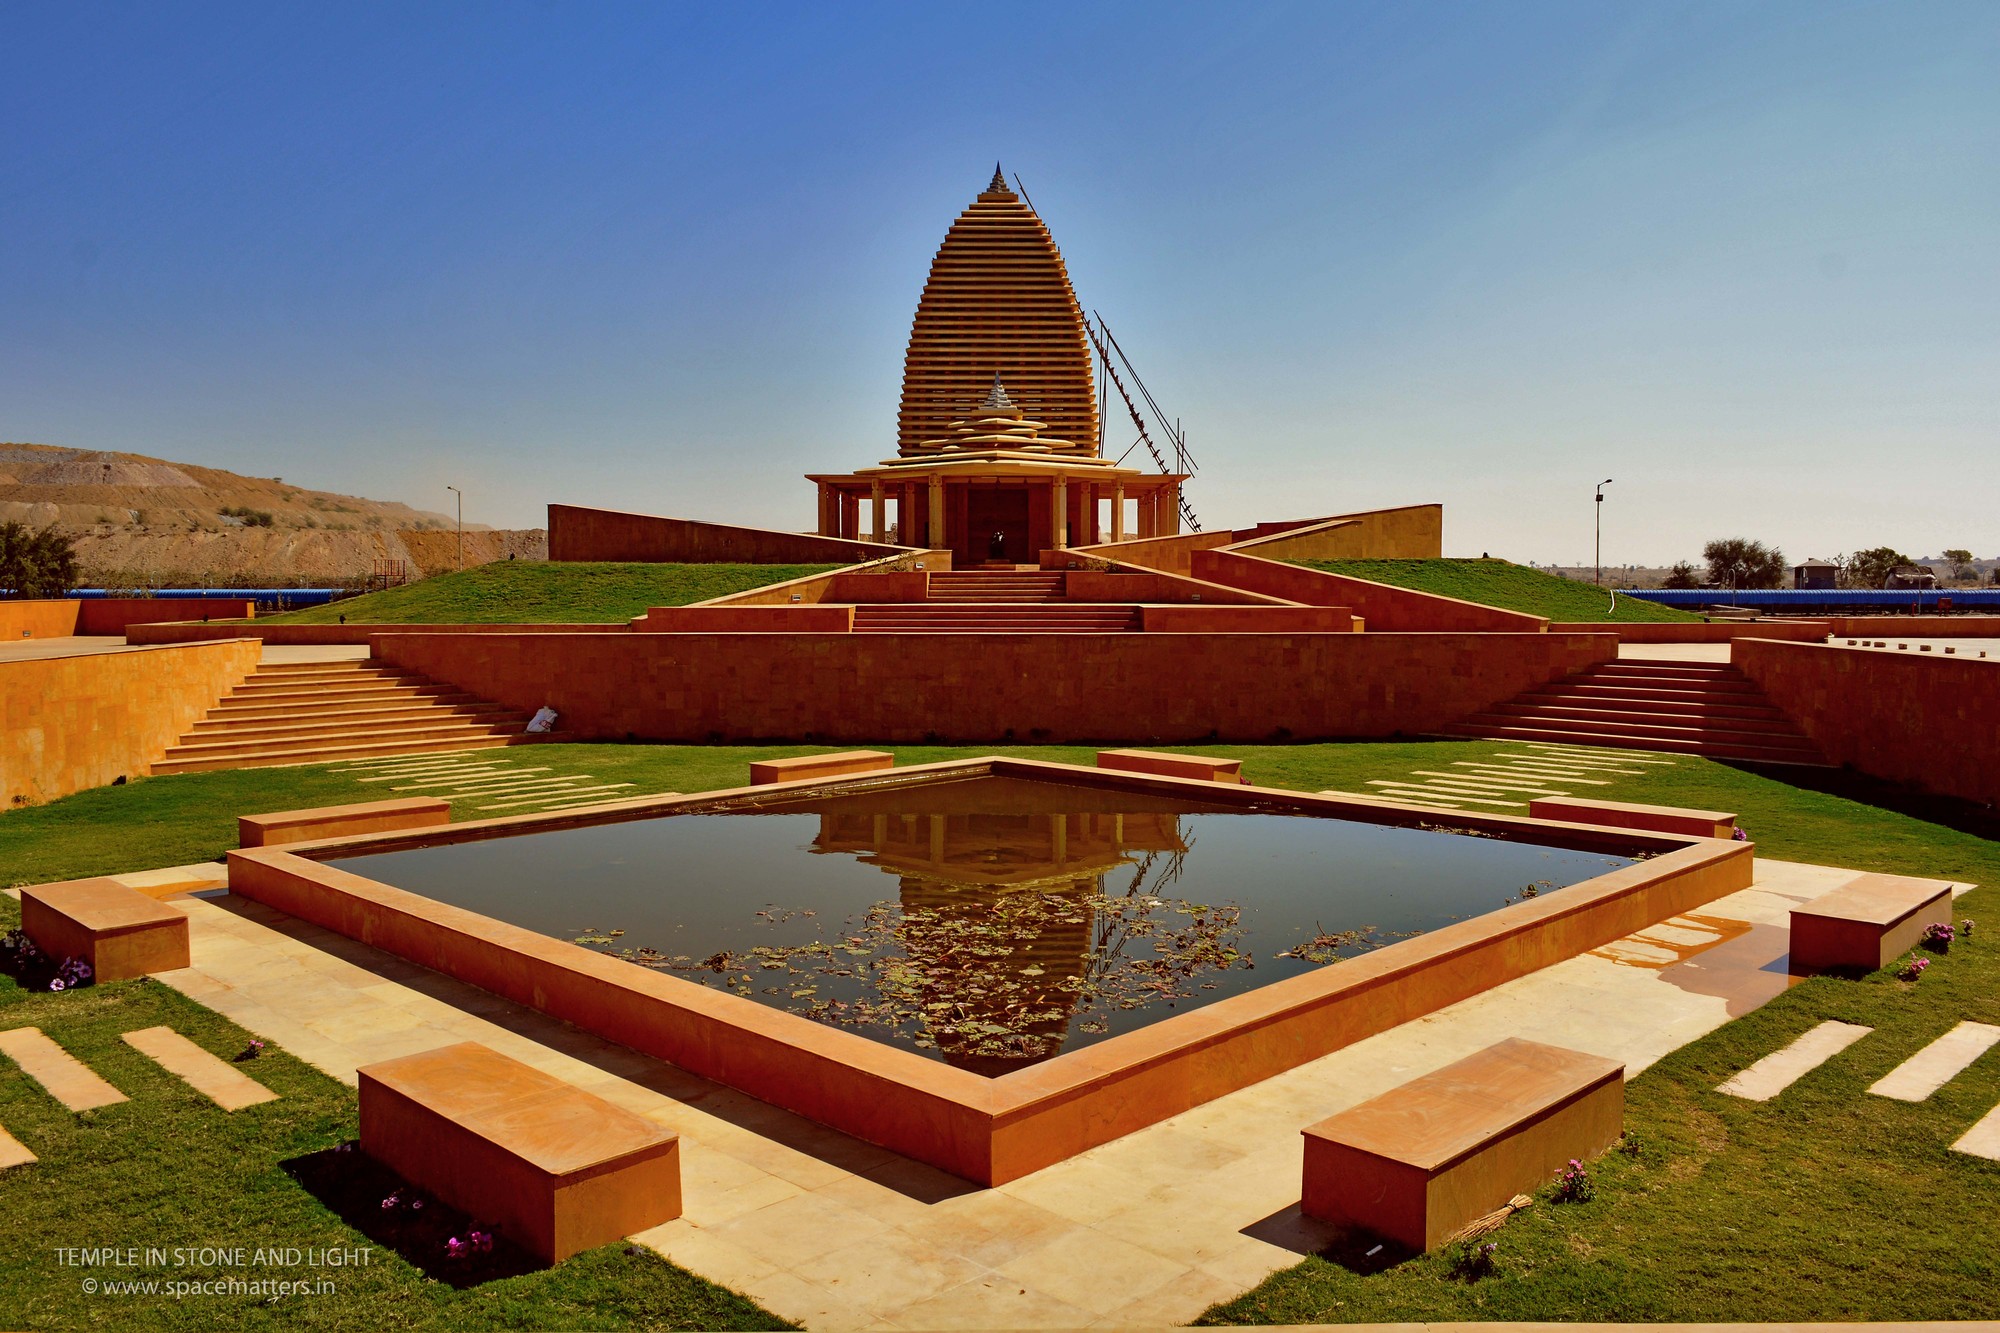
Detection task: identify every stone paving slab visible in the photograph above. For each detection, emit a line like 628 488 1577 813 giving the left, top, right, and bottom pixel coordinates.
0 1122 37 1168
1869 1021 2000 1102
120 1025 278 1111
1717 1020 1873 1102
1951 1103 2000 1161
0 1027 128 1110
143 858 1855 1330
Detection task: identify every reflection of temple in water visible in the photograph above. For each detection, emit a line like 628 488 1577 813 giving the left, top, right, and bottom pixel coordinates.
813 806 1189 1074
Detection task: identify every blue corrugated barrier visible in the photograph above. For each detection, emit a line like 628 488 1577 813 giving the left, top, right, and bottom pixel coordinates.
1624 588 2000 612
60 588 345 612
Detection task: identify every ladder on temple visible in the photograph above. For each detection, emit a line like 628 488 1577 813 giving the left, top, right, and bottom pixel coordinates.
1088 313 1202 534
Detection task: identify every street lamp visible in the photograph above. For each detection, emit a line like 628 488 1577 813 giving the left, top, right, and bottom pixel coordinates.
1594 479 1613 586
446 485 463 572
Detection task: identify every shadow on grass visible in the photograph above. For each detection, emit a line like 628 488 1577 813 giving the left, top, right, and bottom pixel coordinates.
1729 761 2000 841
282 1144 544 1288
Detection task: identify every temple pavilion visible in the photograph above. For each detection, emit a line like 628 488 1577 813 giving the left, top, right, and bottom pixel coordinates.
807 167 1188 566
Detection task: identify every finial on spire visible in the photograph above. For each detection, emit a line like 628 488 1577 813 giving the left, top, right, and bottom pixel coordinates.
980 372 1015 411
987 162 1009 194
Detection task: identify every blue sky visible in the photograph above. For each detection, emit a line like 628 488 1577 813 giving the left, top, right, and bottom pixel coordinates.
3 1 1995 564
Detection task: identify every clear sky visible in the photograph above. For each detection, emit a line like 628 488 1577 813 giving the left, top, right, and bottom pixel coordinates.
4 1 1995 565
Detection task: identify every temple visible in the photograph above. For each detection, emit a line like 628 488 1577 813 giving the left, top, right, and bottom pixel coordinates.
807 166 1187 566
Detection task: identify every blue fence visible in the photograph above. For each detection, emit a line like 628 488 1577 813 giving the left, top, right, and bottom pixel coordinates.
62 588 345 613
1624 588 2000 612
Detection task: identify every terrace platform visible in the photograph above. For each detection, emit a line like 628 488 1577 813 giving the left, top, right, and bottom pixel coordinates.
141 852 1856 1329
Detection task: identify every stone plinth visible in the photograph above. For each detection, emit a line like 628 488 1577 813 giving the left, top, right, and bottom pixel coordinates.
747 750 894 786
1096 748 1243 784
1301 1037 1624 1251
357 1041 681 1264
19 879 190 981
1791 872 1955 973
239 797 452 848
1526 797 1737 839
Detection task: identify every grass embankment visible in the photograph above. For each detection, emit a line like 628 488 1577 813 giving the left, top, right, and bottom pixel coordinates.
257 561 840 625
1299 558 1700 623
0 942 788 1331
4 741 1998 1322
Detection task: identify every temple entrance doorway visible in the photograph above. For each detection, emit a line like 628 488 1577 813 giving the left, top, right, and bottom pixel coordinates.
965 487 1032 566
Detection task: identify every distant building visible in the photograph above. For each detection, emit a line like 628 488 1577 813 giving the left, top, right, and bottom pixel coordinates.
1793 559 1839 590
1885 565 1940 590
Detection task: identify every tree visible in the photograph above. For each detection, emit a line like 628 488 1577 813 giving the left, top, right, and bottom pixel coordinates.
1845 546 1913 589
0 523 81 599
1701 538 1786 590
1942 548 1975 582
1662 561 1701 590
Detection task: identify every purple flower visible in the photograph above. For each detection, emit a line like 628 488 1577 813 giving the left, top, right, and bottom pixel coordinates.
48 979 64 992
411 1199 424 1211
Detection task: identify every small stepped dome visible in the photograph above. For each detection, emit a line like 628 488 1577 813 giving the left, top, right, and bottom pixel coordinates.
920 375 1073 453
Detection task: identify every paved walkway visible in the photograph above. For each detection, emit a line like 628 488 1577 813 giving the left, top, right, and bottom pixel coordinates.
0 635 145 663
101 854 1868 1329
1324 739 1675 813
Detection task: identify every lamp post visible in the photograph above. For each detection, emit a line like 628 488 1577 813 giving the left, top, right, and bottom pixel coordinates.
1594 478 1613 585
446 485 463 572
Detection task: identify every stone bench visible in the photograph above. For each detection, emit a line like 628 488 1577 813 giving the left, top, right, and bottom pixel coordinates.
747 750 894 786
19 879 190 981
239 796 451 848
1096 748 1244 784
1527 797 1736 839
358 1041 681 1264
1791 872 1956 974
1302 1037 1624 1251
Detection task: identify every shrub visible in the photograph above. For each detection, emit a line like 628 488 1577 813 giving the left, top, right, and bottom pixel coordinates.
0 522 81 598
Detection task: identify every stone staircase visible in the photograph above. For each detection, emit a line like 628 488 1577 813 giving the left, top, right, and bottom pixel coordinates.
153 660 532 774
853 603 1141 633
924 571 1067 602
1441 660 1829 765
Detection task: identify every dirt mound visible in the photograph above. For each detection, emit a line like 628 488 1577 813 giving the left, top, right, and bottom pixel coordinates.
2 440 544 585
15 459 201 487
74 526 548 585
0 441 461 533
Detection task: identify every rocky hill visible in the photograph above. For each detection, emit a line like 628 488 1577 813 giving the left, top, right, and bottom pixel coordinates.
0 442 544 585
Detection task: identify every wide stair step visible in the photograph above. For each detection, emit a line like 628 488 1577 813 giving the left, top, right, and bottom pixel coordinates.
853 602 1139 633
924 572 1068 603
1442 661 1830 765
153 659 533 774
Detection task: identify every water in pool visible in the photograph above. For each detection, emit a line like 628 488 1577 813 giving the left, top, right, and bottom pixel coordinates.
327 775 1637 1075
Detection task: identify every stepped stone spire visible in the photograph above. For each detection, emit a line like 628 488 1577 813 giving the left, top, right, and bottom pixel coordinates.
981 373 1015 411
897 168 1097 456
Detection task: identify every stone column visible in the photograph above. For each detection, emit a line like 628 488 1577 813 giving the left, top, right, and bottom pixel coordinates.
1052 476 1068 550
1111 482 1126 541
928 475 946 552
816 483 834 537
1162 483 1181 536
1137 489 1157 539
870 482 886 544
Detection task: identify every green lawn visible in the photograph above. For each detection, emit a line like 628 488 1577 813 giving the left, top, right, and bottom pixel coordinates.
0 950 788 1331
4 740 1997 1324
256 562 840 625
1297 559 1701 623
